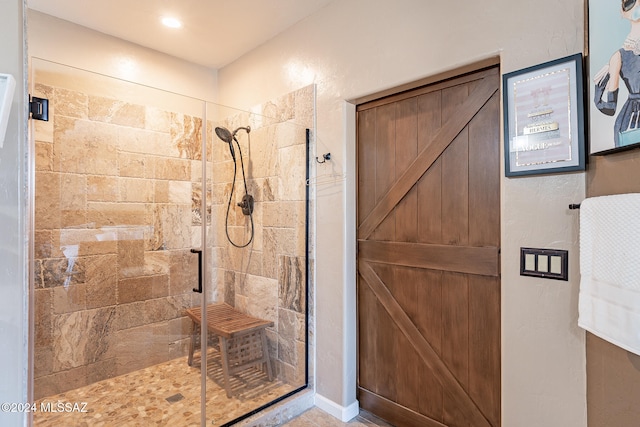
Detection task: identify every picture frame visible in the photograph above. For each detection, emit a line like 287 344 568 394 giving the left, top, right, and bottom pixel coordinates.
588 0 640 155
502 53 586 177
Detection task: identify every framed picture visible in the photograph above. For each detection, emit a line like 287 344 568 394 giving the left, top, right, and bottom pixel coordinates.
589 0 640 155
503 53 586 177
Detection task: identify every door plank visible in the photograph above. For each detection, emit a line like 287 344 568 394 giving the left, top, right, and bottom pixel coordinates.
469 275 501 426
417 157 442 244
370 263 397 402
357 108 377 226
395 98 418 242
441 129 469 246
357 271 379 394
391 266 420 412
442 272 470 426
417 90 442 153
398 267 443 420
358 260 492 427
372 103 396 241
469 91 501 247
358 240 499 277
358 77 498 240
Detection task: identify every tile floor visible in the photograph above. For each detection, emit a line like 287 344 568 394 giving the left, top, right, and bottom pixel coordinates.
33 350 296 426
32 349 394 427
282 408 394 427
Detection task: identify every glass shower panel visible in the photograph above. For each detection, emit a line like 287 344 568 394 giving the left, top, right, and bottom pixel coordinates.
203 92 313 426
31 58 208 426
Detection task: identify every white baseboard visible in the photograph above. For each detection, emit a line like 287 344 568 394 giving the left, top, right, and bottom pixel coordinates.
314 393 359 422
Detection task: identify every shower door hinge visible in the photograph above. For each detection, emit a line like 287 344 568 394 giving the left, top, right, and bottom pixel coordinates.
29 95 49 121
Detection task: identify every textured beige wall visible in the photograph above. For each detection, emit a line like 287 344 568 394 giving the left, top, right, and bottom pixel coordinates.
218 0 587 425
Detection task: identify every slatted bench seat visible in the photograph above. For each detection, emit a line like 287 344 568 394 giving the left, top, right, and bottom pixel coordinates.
185 303 274 397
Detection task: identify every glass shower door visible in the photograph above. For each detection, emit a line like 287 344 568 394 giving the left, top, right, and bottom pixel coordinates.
30 58 208 426
202 96 312 426
30 58 313 427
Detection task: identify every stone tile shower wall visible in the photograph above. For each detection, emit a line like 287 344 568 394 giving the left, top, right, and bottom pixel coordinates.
32 82 203 399
32 78 313 399
211 85 313 387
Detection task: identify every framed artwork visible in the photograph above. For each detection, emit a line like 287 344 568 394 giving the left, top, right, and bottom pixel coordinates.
589 0 640 155
503 54 586 177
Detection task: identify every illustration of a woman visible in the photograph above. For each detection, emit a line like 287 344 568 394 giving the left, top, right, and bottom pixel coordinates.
594 0 640 147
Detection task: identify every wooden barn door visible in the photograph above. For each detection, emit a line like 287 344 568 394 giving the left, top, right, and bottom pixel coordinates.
356 65 501 427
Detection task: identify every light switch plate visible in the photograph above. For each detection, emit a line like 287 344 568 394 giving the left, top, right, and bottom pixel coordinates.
520 248 568 281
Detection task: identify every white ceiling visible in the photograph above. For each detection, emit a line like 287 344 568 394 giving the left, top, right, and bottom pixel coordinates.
28 0 333 69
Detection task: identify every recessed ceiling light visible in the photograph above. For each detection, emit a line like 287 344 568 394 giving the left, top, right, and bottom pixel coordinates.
161 17 182 29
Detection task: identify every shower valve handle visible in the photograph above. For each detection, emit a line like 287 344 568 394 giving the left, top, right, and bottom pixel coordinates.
237 194 254 216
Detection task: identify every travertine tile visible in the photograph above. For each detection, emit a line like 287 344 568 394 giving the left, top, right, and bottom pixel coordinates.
118 275 169 304
41 257 85 289
87 202 150 227
89 95 145 128
241 274 278 325
119 151 147 178
54 87 88 119
152 156 191 181
52 283 87 314
145 106 172 133
51 307 116 371
60 173 87 227
85 254 117 309
54 118 119 175
153 204 192 250
35 230 53 260
60 228 118 256
279 256 305 314
36 141 54 171
87 175 117 202
119 177 153 203
35 171 61 230
278 144 307 201
172 113 203 160
169 249 198 295
119 126 174 158
34 289 52 348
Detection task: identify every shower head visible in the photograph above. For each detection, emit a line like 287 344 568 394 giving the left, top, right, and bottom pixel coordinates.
214 126 251 161
215 125 252 142
215 126 234 144
215 126 237 160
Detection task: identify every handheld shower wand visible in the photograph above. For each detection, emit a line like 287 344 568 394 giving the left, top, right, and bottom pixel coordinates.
214 125 254 248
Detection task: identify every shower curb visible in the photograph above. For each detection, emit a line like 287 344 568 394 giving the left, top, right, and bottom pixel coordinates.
235 388 315 427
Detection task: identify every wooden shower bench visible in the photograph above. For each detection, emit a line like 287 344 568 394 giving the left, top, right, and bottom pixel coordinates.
185 303 273 397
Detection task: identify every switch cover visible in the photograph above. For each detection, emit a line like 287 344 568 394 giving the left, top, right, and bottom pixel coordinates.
520 248 568 281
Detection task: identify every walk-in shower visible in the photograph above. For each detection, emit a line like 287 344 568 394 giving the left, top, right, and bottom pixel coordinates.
30 58 313 426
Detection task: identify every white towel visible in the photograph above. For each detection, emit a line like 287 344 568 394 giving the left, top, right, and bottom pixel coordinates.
578 193 640 356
